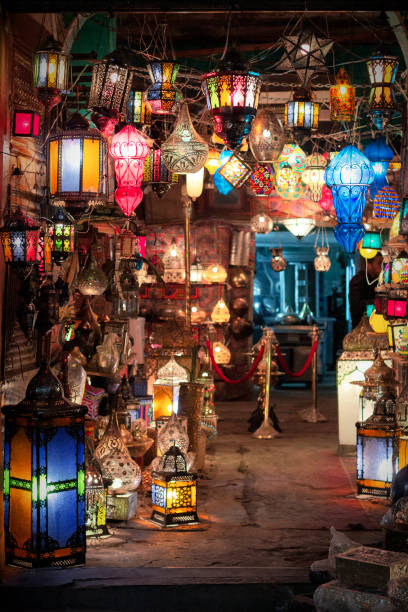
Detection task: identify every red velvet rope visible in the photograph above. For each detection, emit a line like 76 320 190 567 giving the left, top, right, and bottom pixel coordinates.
206 340 265 384
275 339 318 377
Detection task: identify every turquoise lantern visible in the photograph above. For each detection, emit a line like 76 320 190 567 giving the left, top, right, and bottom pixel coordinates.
364 136 393 199
213 150 234 196
324 144 374 253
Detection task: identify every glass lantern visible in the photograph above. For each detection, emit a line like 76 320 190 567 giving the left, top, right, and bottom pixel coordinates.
213 150 234 195
77 256 108 296
211 297 231 323
126 90 152 125
248 164 275 196
202 263 228 283
161 103 209 174
302 153 327 202
33 37 69 110
186 167 205 199
284 90 320 133
250 213 274 234
249 109 284 163
85 431 110 538
143 148 179 189
157 411 189 456
283 218 315 239
146 61 182 114
205 148 221 175
13 110 40 137
387 321 407 351
114 186 144 217
276 163 305 199
0 208 40 265
314 247 331 272
46 206 75 265
153 356 189 419
190 257 204 283
163 238 185 283
366 50 399 129
270 248 287 272
278 143 306 172
218 152 252 188
364 136 394 199
330 69 355 122
373 186 400 220
212 341 231 364
109 124 150 188
88 50 133 118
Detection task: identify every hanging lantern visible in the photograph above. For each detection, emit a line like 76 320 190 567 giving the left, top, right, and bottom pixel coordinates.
250 213 273 234
153 356 189 419
0 208 40 265
48 113 107 206
211 297 230 323
324 144 374 253
278 143 307 173
201 50 262 149
302 153 327 202
283 218 315 239
364 136 394 199
373 186 400 219
161 103 209 174
119 230 145 259
270 248 287 272
77 256 108 296
202 263 228 283
213 150 234 195
109 124 150 187
249 109 284 163
366 50 399 130
112 260 139 319
114 186 143 217
146 61 182 115
314 247 331 272
284 88 320 133
276 163 305 199
13 110 40 137
330 69 355 122
217 152 252 188
46 207 75 265
359 231 382 259
33 37 69 110
205 148 221 175
143 148 179 189
3 360 86 567
212 341 231 364
318 185 334 214
163 238 185 283
248 164 275 196
126 90 152 125
186 167 205 199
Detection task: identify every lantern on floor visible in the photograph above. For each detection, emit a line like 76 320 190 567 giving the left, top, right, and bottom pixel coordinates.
151 444 198 527
48 113 107 206
218 152 252 188
250 213 273 234
146 61 182 114
201 50 262 149
46 207 75 265
276 163 305 199
366 50 399 129
126 90 152 125
325 144 374 253
314 247 331 272
283 218 315 239
213 150 234 195
33 37 69 110
249 109 284 163
270 248 287 272
211 297 230 323
3 360 86 567
205 148 221 175
373 186 400 219
77 256 108 296
359 231 382 259
0 208 40 265
84 428 110 538
330 69 355 122
153 356 189 419
284 89 320 133
13 110 40 137
163 238 185 283
364 136 394 199
202 263 228 283
248 164 275 196
161 103 208 174
186 167 205 199
212 341 231 364
302 153 327 202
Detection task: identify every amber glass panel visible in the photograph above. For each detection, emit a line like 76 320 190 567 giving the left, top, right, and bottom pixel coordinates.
82 139 100 193
10 427 31 480
47 53 58 88
153 385 174 419
49 139 59 195
9 488 31 548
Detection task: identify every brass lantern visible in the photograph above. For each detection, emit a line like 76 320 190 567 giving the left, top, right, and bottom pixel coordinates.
33 37 69 110
366 50 399 130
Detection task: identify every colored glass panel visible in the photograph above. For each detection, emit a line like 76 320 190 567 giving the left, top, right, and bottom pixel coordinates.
9 488 31 549
61 139 81 193
38 54 48 88
10 428 31 481
49 139 59 195
82 138 100 193
57 55 66 90
47 490 78 547
33 113 40 136
47 428 77 483
47 53 58 88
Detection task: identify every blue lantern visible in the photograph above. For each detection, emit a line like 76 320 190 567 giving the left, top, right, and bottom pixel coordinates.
214 150 234 195
325 145 374 253
364 136 393 199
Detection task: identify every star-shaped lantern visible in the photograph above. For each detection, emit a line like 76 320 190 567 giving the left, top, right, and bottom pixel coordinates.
279 26 333 86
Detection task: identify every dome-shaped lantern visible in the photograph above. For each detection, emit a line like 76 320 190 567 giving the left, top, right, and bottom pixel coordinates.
303 153 327 202
364 136 394 199
249 109 284 163
161 103 209 174
146 61 182 115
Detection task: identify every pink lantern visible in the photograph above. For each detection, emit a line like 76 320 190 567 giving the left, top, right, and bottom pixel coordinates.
114 186 143 217
318 184 334 213
109 124 150 187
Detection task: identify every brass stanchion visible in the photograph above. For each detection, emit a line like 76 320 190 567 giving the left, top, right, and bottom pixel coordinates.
298 325 327 423
253 327 280 439
183 196 192 329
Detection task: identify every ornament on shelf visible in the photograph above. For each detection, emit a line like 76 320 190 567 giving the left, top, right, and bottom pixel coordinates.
248 164 275 196
146 61 181 114
373 186 400 219
270 248 287 272
302 153 327 202
366 50 399 130
161 103 208 174
250 213 274 234
157 411 189 456
33 37 69 110
211 297 230 323
190 257 204 283
249 109 284 163
162 238 185 283
330 69 355 122
191 305 206 323
364 136 394 199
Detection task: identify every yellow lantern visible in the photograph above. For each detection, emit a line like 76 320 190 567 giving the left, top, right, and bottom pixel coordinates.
211 298 230 323
205 148 221 175
369 309 388 334
212 342 231 364
202 263 228 283
163 238 185 283
153 356 189 419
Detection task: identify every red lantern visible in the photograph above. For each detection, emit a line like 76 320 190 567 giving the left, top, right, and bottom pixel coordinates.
13 111 40 137
114 186 143 217
109 124 150 188
318 185 334 213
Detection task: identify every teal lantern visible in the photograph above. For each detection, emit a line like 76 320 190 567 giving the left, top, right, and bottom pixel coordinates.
361 231 382 250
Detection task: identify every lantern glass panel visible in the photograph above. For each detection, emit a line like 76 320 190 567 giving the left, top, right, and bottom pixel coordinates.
218 153 251 188
387 299 407 318
357 432 394 488
13 111 40 137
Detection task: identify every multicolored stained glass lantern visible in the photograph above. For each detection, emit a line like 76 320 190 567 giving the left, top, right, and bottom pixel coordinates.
205 148 222 175
202 263 228 283
109 124 150 187
278 143 306 173
211 297 230 323
364 136 394 199
213 150 234 195
284 89 320 133
218 152 252 188
146 61 182 114
143 148 179 188
387 321 407 351
270 248 287 272
153 356 189 419
249 109 284 163
201 50 262 149
33 37 69 110
373 186 400 219
0 208 40 265
325 145 374 253
88 50 133 121
3 360 86 567
48 113 107 205
13 110 40 137
46 206 75 265
248 164 275 196
250 213 273 234
161 103 209 174
151 444 198 527
126 90 152 125
366 50 399 129
283 218 315 239
302 153 327 202
276 163 305 199
330 69 355 122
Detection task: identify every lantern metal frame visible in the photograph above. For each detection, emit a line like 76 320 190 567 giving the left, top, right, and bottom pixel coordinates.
46 206 75 265
217 153 252 188
88 51 133 116
33 37 69 109
284 89 320 133
366 51 399 128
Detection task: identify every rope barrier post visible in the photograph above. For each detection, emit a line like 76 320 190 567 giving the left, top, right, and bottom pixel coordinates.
253 327 280 439
298 325 328 423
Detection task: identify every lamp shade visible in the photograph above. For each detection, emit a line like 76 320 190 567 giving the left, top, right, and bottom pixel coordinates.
373 186 400 219
109 124 150 187
114 186 143 217
88 51 133 117
362 231 382 250
302 153 327 202
0 208 40 265
186 167 205 199
126 90 152 125
283 218 315 239
366 50 399 129
146 61 181 114
330 69 355 122
364 136 394 199
13 111 40 137
161 103 209 174
249 109 284 163
33 37 69 110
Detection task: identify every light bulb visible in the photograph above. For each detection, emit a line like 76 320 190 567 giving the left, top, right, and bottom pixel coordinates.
110 72 118 83
171 249 177 257
262 129 271 138
192 306 197 312
215 346 220 353
111 478 123 490
300 43 310 56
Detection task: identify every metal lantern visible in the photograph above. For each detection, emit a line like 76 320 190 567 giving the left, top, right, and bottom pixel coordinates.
46 207 75 265
151 444 198 527
302 153 327 202
314 247 331 272
126 90 152 125
324 144 374 253
250 213 273 234
217 152 252 188
249 109 284 163
84 431 110 539
146 61 182 115
190 257 204 283
270 248 287 272
202 50 262 149
284 89 320 133
77 256 108 296
373 186 400 219
283 218 315 239
211 298 230 323
88 50 133 121
248 164 275 196
161 103 209 174
212 341 231 364
202 263 228 283
3 360 86 567
33 37 69 110
366 50 399 130
153 357 189 419
364 136 394 199
0 208 40 265
13 110 40 137
330 69 355 122
48 113 107 206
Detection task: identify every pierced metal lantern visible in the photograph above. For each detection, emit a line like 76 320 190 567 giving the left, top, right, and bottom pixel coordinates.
366 50 399 129
270 248 287 272
48 113 107 205
249 109 284 163
84 431 110 539
146 61 182 115
153 356 189 419
211 297 230 323
161 103 209 174
151 444 198 527
88 50 133 119
373 186 400 220
162 238 185 283
364 136 394 199
202 50 262 149
3 360 86 567
126 90 152 125
77 256 108 296
0 208 40 265
250 213 273 234
284 89 320 133
303 153 327 202
13 111 40 137
218 152 252 188
33 37 69 110
330 69 355 122
314 247 331 272
46 207 75 265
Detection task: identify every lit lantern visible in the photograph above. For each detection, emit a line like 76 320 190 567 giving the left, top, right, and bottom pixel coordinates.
324 144 374 253
146 61 182 114
13 110 40 137
283 218 315 239
0 208 40 265
114 186 143 217
109 124 150 187
212 341 231 364
77 256 108 296
302 153 327 202
163 238 186 283
213 150 234 195
84 428 109 538
126 90 152 125
161 103 209 174
3 360 86 567
249 109 284 163
387 321 407 351
143 148 179 199
48 113 107 205
386 290 408 319
270 248 287 272
364 136 394 199
151 444 198 527
186 167 205 199
191 305 207 323
330 69 355 122
205 148 222 175
153 356 189 419
190 257 204 283
211 297 230 323
46 206 75 265
360 231 382 259
284 89 320 133
366 50 399 129
202 263 228 283
318 185 334 214
278 143 306 173
250 213 273 234
201 50 262 149
373 186 400 219
276 163 305 199
248 164 275 196
218 152 252 188
314 247 331 272
33 37 69 110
